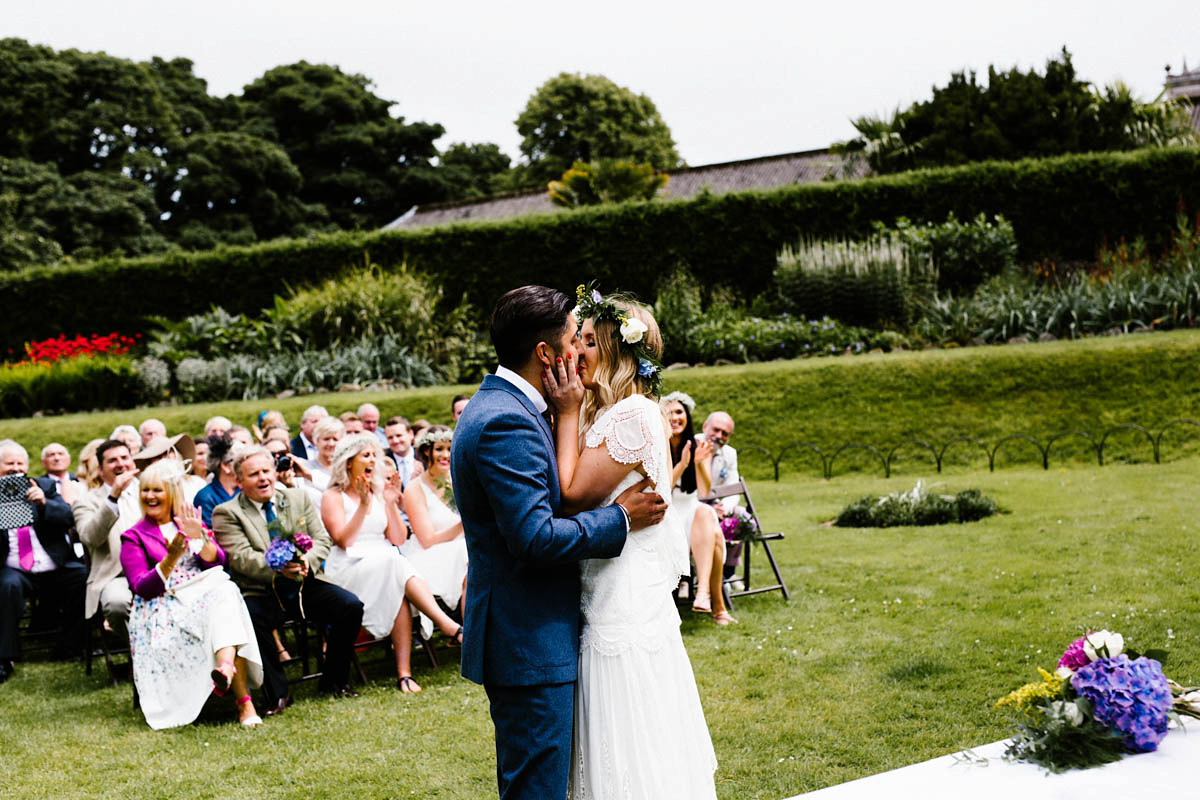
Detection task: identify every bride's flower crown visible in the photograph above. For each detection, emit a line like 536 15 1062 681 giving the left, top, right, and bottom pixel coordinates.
574 282 664 396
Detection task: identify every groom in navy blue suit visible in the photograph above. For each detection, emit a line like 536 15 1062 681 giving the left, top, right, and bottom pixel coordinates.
452 285 667 800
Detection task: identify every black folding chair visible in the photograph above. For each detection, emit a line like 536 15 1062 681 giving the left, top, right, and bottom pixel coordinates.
704 479 789 604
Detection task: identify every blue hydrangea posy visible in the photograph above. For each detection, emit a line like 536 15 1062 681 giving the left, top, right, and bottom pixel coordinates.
574 282 664 396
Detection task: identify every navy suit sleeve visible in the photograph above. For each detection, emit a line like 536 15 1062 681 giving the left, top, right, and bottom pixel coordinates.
476 410 626 566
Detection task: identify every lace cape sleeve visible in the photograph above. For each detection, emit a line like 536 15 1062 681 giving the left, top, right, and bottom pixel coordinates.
584 395 663 487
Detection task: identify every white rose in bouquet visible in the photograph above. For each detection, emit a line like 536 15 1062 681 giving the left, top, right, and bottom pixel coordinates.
1083 630 1124 661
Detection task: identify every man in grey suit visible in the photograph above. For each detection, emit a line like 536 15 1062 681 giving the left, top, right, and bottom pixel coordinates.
452 285 666 800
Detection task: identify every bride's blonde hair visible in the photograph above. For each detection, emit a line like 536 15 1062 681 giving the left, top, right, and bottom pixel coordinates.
581 300 663 430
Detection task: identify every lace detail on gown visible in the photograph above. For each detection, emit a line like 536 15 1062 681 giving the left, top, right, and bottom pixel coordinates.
584 395 665 489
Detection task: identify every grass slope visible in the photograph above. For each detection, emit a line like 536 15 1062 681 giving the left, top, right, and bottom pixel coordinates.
5 330 1200 480
4 458 1199 799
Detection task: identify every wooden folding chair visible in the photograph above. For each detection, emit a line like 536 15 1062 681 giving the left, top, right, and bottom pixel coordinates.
704 479 789 604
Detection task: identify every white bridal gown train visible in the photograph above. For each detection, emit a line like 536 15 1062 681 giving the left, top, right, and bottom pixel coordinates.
569 393 718 800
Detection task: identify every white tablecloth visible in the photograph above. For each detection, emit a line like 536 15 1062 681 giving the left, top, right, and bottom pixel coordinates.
791 730 1200 799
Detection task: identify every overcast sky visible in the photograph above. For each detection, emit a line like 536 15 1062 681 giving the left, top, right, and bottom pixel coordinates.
7 0 1199 167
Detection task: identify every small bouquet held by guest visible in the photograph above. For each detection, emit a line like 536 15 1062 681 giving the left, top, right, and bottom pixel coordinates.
996 629 1200 772
264 519 314 583
718 507 757 543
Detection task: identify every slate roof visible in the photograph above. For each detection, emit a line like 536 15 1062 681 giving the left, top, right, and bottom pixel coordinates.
383 148 860 230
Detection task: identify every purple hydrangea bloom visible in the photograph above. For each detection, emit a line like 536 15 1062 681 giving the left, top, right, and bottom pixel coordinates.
264 538 296 570
1059 635 1091 670
293 532 314 554
1071 655 1172 752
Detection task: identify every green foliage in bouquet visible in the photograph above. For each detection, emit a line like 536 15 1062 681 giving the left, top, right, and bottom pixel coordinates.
834 482 998 527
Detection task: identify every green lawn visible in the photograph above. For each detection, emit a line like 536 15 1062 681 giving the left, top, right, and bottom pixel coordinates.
3 456 1198 799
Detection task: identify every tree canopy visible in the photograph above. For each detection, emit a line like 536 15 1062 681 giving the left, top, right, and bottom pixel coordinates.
0 38 494 270
836 48 1198 174
515 72 681 186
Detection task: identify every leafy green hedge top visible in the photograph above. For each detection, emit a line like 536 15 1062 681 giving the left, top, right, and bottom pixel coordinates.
3 146 1198 353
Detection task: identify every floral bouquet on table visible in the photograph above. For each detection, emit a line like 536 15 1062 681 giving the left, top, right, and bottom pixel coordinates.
996 629 1200 772
264 519 314 583
718 507 758 543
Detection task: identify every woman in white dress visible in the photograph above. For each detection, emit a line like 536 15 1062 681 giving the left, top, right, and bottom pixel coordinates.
662 392 736 625
119 460 263 729
320 434 463 693
401 425 469 621
545 291 718 799
304 416 343 494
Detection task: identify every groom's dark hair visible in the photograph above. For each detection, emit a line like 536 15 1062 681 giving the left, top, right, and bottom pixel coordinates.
490 285 575 369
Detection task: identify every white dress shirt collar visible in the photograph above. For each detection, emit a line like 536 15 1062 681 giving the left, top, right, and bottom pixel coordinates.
495 365 547 413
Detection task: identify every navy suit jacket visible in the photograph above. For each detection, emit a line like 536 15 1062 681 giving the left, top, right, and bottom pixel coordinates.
0 475 78 568
289 434 307 459
451 373 627 687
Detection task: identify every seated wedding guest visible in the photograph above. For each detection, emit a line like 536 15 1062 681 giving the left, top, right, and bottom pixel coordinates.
663 393 735 625
253 410 287 443
194 435 240 528
264 438 313 490
133 433 198 503
76 438 105 489
290 405 328 461
213 446 364 711
409 419 432 457
701 411 740 516
700 410 744 580
262 426 291 448
190 436 210 484
339 412 364 436
1 440 87 684
401 426 468 623
320 434 463 693
41 442 82 506
384 416 422 488
110 425 141 456
227 425 254 448
204 416 232 440
304 416 344 493
357 403 387 449
139 418 167 448
120 460 263 728
450 394 470 425
74 439 141 641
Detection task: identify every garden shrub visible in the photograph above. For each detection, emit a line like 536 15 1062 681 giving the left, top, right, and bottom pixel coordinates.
774 235 930 328
893 213 1018 296
0 355 146 418
2 146 1198 353
834 482 999 527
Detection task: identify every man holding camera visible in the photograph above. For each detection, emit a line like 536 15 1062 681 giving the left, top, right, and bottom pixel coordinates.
1 439 86 684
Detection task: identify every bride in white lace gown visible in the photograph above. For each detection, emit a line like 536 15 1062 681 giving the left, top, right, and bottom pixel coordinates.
546 294 718 800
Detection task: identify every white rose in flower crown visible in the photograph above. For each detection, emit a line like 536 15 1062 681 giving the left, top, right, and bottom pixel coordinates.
1083 629 1124 661
619 317 648 344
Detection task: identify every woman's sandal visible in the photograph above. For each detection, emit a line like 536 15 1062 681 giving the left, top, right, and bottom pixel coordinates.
712 610 738 626
450 627 464 647
211 660 236 695
236 695 263 728
277 644 292 663
692 591 712 614
396 675 422 693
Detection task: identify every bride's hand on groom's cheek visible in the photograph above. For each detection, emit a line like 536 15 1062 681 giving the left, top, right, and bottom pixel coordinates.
542 353 584 413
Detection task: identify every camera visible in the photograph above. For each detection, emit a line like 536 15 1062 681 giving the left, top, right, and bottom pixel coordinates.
275 453 293 472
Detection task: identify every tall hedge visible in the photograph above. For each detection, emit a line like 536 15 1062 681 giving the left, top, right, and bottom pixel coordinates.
4 146 1199 354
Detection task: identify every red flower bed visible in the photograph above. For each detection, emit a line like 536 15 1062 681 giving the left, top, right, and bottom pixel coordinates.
9 332 140 366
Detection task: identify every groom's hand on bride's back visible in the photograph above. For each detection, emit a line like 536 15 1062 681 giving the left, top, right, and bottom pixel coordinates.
615 477 668 531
